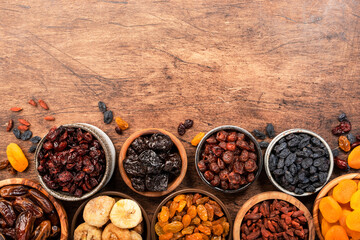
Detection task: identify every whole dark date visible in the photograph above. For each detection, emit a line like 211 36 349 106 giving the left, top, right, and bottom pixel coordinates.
0 200 16 227
31 220 51 240
28 189 54 214
0 185 28 198
15 211 35 240
13 198 44 218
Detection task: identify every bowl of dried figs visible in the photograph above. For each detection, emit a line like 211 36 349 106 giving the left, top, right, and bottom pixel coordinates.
233 191 315 240
151 188 232 240
195 125 263 193
119 128 187 197
71 191 150 240
0 178 68 240
35 123 116 201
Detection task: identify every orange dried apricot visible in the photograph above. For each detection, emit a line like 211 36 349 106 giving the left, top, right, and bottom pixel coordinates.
346 210 360 231
348 146 360 169
159 206 170 222
351 190 360 210
321 218 335 237
197 205 208 221
159 232 173 240
191 132 205 146
333 179 358 204
319 196 342 223
163 221 184 233
325 225 349 240
6 143 28 172
115 117 129 130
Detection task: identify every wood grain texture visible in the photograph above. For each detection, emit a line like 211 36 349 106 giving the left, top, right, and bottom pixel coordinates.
233 191 315 240
0 1 359 239
313 173 360 240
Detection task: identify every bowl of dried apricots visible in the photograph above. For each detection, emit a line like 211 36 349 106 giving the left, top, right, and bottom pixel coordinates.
151 188 232 240
313 173 360 240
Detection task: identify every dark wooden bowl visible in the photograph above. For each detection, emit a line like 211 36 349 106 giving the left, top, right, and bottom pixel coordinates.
119 128 188 197
195 125 263 193
151 188 233 240
70 191 150 240
313 173 360 240
0 178 68 240
233 191 315 240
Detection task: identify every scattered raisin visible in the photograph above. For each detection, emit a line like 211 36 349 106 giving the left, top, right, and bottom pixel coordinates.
103 110 113 124
30 136 41 144
184 119 194 129
13 129 21 139
252 129 266 140
98 101 107 112
178 123 186 136
115 126 122 135
21 130 32 141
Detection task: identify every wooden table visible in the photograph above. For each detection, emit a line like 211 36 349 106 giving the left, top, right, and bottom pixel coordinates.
1 0 359 238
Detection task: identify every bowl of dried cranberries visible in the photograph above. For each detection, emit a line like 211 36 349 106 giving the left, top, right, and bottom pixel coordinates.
35 123 116 201
119 128 187 197
195 125 263 193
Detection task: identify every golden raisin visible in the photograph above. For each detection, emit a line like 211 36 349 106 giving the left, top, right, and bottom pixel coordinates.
202 221 212 228
191 217 201 225
212 217 226 226
181 225 195 235
163 221 184 233
159 221 168 227
200 233 210 240
177 200 187 212
174 194 186 202
170 201 179 218
115 117 129 130
182 214 191 228
186 194 194 208
204 203 214 221
172 215 182 222
339 135 351 152
173 232 184 239
187 205 197 219
197 205 208 221
196 197 209 205
193 193 202 204
185 233 203 240
198 225 211 235
155 222 165 236
159 206 170 222
159 232 173 240
221 222 230 236
212 224 224 236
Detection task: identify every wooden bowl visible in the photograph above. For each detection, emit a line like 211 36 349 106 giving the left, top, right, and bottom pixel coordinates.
119 128 187 197
195 125 263 193
313 173 360 240
233 191 315 240
0 178 68 240
70 191 150 240
151 188 233 240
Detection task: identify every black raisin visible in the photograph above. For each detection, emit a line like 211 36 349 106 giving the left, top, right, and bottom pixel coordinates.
305 185 316 192
310 137 321 147
277 158 285 169
184 119 193 129
301 158 313 169
115 127 122 135
284 171 294 183
13 129 21 139
139 150 163 174
252 129 266 140
103 110 113 124
309 175 319 182
319 172 328 183
30 136 41 144
275 142 287 153
131 177 145 192
278 148 291 158
177 123 186 136
259 141 269 148
148 133 173 151
295 188 304 194
309 166 317 174
145 173 168 191
347 133 356 144
98 101 107 112
338 112 347 122
289 164 297 176
21 130 32 141
28 145 37 153
266 123 275 138
285 153 296 167
273 169 284 176
298 139 310 149
288 136 300 147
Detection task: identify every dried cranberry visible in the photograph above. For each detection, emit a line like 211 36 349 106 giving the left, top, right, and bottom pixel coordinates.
206 136 217 144
227 132 238 142
204 171 215 181
217 158 225 170
332 121 352 135
222 151 234 164
228 172 241 184
226 142 236 151
219 169 229 181
216 131 228 142
239 150 249 162
334 157 350 171
43 141 54 150
210 175 220 186
58 171 73 182
234 161 245 174
209 162 220 173
197 160 207 172
244 159 257 172
212 146 224 157
236 140 250 150
221 181 229 190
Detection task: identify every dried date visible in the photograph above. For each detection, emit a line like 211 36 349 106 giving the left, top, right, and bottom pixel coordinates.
15 211 35 240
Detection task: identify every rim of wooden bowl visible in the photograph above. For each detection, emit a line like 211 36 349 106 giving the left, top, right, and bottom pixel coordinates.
119 128 188 197
70 190 150 240
35 123 116 201
233 191 315 240
0 178 68 240
264 128 334 197
194 125 263 193
150 188 233 240
313 173 360 240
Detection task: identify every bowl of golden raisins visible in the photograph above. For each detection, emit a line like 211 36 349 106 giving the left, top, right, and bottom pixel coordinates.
151 188 232 240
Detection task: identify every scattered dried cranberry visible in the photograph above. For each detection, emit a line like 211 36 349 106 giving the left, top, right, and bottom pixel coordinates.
332 121 351 135
334 157 350 171
115 127 122 135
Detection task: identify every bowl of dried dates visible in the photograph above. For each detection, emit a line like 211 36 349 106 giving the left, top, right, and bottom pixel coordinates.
233 191 315 240
151 188 232 240
35 123 116 201
0 178 68 239
264 128 334 197
119 128 187 197
195 125 263 193
71 191 150 240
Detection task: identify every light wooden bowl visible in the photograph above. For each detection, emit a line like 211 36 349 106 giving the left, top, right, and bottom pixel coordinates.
71 191 150 240
119 128 187 197
313 173 360 240
151 188 232 240
233 191 315 240
0 178 68 240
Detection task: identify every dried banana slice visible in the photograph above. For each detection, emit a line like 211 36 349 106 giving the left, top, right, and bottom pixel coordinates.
74 222 102 240
110 199 142 229
83 196 115 227
130 230 142 240
102 223 131 240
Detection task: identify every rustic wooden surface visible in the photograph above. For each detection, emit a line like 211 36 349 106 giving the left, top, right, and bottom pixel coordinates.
0 0 359 238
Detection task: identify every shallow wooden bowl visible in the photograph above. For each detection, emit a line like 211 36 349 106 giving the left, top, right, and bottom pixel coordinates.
0 178 68 240
151 188 233 240
70 191 150 240
119 128 187 197
233 191 315 240
313 173 360 240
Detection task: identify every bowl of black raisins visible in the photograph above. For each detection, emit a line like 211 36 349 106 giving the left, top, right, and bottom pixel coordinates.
119 128 187 197
264 128 334 197
195 125 263 193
